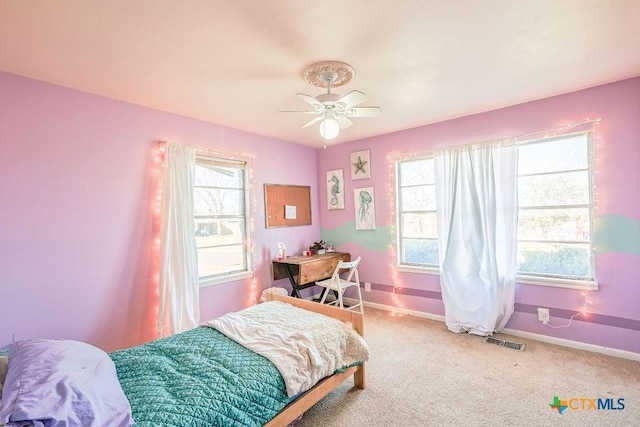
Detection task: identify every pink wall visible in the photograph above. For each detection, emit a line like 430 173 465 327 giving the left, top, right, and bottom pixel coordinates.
318 77 640 354
0 71 320 351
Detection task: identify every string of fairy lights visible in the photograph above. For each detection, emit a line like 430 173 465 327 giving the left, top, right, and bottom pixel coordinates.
243 153 259 305
151 142 166 332
386 117 602 326
152 117 602 329
386 150 435 316
517 118 601 327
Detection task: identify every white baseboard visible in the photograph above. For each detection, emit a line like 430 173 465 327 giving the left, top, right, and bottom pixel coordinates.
357 299 446 323
500 328 640 362
354 298 640 362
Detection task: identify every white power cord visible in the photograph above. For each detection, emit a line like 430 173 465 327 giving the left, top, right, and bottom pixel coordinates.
544 289 591 328
545 312 583 329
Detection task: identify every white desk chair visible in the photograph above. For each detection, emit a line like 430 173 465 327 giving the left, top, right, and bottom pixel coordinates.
316 256 363 313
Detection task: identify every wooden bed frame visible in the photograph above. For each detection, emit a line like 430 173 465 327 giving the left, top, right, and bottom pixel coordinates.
263 293 366 427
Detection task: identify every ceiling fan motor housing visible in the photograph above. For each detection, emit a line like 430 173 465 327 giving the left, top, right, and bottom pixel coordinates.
316 93 341 104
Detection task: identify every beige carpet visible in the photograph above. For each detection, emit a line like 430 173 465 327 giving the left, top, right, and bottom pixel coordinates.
295 308 640 427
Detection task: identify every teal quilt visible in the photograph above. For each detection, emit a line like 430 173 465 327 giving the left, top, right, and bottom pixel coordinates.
109 327 292 427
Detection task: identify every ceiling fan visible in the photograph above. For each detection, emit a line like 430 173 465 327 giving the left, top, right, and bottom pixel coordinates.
281 61 381 141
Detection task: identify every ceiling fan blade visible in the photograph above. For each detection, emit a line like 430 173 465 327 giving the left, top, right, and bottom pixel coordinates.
335 90 367 109
344 106 382 118
301 116 324 128
278 110 320 114
336 115 354 129
296 93 324 108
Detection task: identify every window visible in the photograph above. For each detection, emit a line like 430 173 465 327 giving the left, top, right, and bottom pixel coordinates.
396 157 439 268
194 156 250 283
394 132 595 287
516 132 595 283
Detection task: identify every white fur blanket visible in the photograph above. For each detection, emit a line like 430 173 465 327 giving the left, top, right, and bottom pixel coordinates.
204 301 369 397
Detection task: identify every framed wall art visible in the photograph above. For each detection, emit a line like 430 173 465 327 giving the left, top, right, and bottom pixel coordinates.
326 169 345 210
350 149 371 180
354 186 376 230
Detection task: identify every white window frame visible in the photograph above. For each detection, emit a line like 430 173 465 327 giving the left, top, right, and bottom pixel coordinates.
515 131 597 290
395 156 440 273
194 155 252 287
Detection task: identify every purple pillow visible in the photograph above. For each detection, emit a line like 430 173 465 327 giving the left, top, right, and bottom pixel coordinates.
0 339 133 427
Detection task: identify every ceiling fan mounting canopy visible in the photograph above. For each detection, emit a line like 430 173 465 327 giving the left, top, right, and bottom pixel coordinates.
302 61 354 88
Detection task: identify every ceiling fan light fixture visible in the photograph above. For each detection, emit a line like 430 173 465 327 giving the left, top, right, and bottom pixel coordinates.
319 117 340 140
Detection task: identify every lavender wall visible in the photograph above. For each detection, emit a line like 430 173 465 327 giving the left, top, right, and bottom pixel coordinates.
2 70 638 355
318 78 640 354
0 71 320 351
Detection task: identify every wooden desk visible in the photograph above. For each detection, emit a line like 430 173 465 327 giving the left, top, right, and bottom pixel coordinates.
272 252 351 298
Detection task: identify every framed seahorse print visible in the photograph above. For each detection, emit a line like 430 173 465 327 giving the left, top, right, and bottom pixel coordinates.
326 169 345 210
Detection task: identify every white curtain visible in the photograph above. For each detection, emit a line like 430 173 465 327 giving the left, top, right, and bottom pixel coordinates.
157 142 200 338
434 139 518 335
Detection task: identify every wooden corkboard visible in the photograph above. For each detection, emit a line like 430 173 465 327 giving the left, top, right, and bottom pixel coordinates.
264 184 312 228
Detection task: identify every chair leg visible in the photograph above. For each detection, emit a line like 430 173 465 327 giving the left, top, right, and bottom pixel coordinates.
319 287 329 304
337 285 345 309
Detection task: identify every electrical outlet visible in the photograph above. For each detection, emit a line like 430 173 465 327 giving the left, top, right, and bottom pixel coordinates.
364 282 371 292
537 308 550 324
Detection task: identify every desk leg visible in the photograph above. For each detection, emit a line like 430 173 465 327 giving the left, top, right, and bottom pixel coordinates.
284 265 301 298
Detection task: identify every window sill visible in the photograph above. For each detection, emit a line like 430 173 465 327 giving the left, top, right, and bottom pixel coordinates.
516 275 598 291
199 271 254 288
395 266 598 291
396 265 440 275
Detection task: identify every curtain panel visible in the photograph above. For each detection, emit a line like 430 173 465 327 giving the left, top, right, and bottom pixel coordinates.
157 142 200 338
435 139 518 335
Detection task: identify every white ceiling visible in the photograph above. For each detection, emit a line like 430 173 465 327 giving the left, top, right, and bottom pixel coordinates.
1 1 639 148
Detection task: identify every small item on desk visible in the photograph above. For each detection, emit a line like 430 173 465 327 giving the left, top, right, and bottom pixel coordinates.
277 242 287 260
302 250 312 256
309 240 326 255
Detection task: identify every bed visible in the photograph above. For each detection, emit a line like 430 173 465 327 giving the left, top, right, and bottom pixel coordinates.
0 293 368 427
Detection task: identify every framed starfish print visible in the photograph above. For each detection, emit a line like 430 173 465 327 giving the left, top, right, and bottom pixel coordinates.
350 149 371 180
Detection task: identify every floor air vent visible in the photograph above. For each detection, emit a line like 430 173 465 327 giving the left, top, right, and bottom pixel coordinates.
483 336 525 351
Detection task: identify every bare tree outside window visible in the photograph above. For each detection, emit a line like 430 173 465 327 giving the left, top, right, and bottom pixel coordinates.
194 158 249 280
